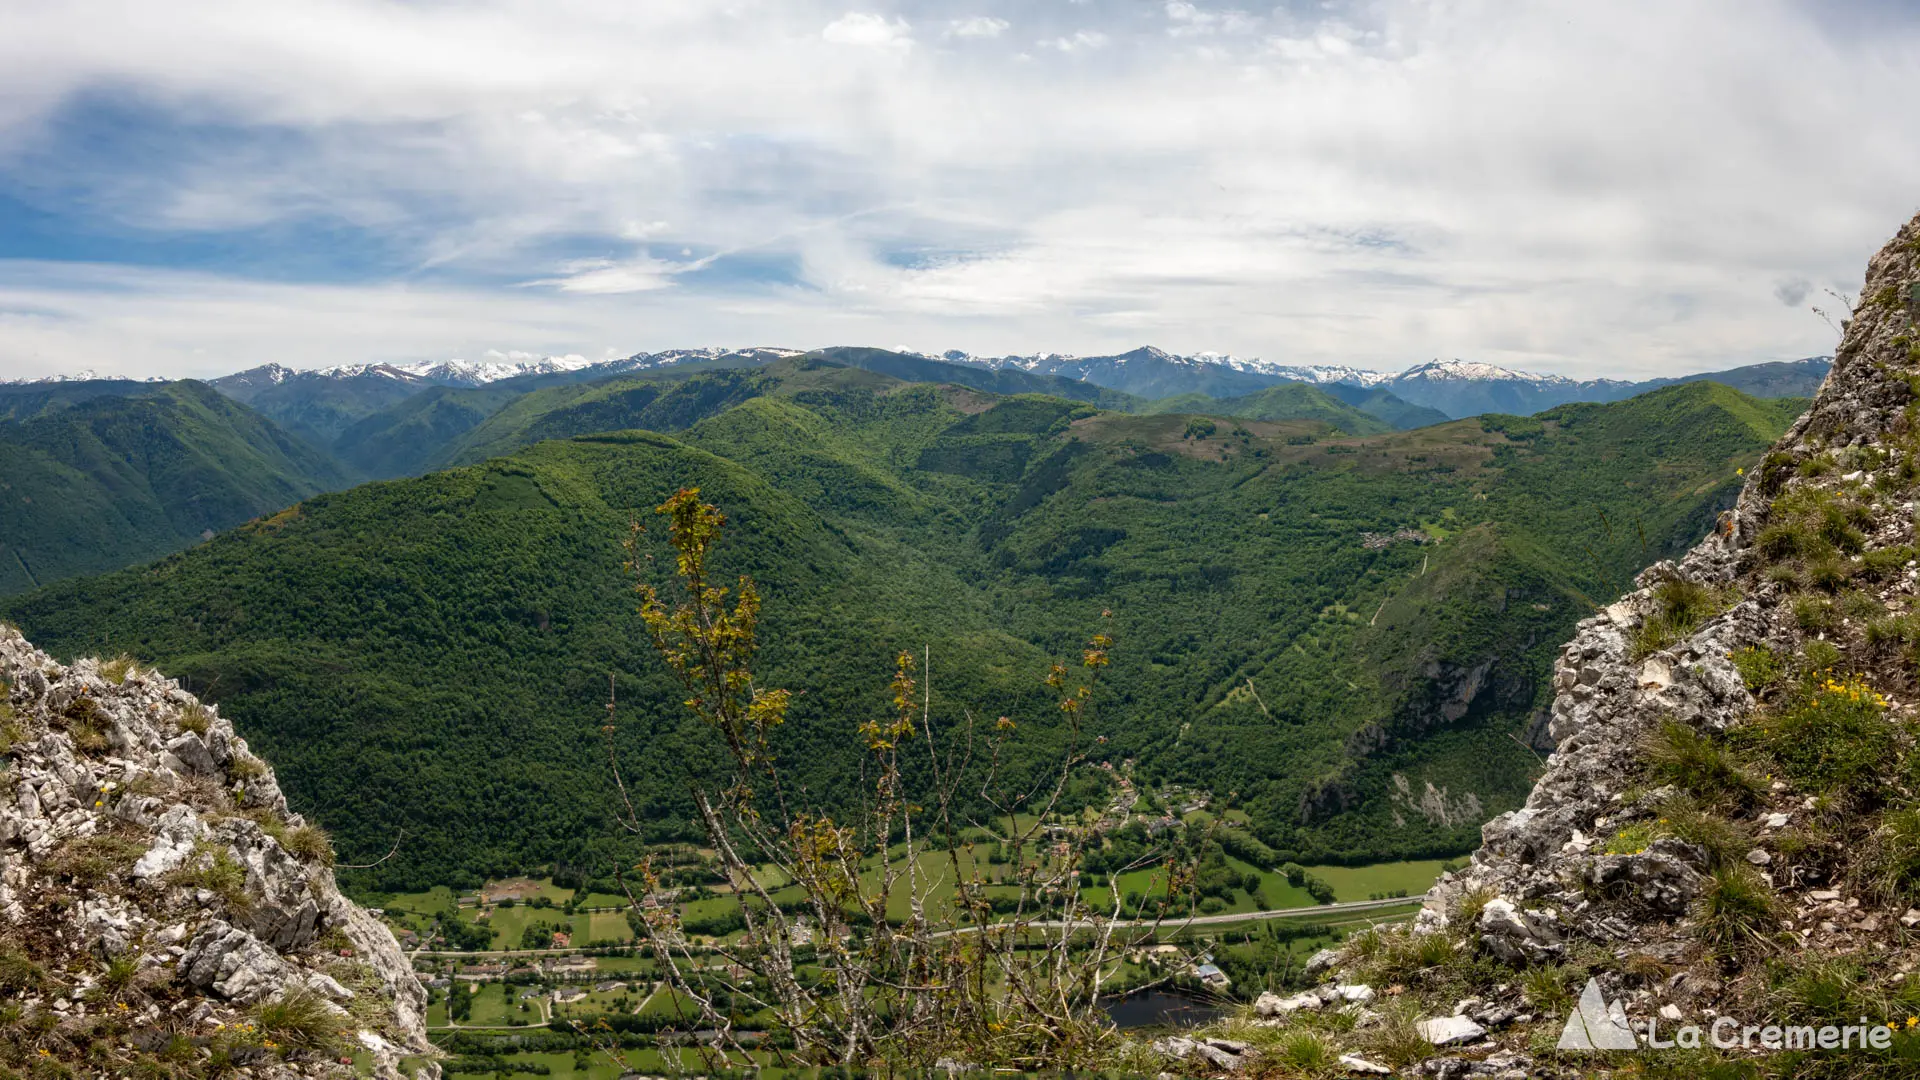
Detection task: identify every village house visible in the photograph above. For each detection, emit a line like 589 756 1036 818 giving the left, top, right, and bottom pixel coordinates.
545 956 596 976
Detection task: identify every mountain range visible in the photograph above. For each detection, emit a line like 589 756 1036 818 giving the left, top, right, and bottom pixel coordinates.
0 336 1828 891
10 346 1831 429
1 347 1805 889
0 347 1831 600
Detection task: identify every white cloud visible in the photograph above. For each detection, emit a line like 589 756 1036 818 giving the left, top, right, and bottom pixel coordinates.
1040 30 1108 52
946 16 1009 38
526 256 684 294
823 12 913 52
0 0 1914 381
1164 2 1257 37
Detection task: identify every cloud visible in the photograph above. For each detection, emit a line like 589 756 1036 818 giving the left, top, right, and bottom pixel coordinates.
526 256 684 294
946 16 1009 38
1164 2 1257 37
1040 30 1108 52
0 0 1915 382
823 12 913 52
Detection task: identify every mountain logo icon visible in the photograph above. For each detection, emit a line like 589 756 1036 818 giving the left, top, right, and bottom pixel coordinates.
1558 978 1639 1050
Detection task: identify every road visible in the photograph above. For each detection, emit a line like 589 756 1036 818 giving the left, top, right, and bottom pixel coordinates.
406 897 1421 959
927 896 1421 939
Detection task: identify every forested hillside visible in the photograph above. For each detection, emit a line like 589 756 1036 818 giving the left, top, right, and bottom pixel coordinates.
1144 383 1394 434
0 381 354 595
4 367 1803 891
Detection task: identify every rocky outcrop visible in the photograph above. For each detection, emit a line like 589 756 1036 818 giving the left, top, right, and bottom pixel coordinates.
0 625 437 1078
1264 214 1920 1077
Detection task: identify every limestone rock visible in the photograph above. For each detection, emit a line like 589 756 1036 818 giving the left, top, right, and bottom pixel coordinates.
1255 990 1324 1015
1585 838 1706 915
1416 1014 1486 1046
0 626 438 1079
181 920 293 1003
1304 947 1341 975
1476 897 1562 963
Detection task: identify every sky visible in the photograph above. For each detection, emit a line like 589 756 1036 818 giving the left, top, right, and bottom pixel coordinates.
0 0 1916 382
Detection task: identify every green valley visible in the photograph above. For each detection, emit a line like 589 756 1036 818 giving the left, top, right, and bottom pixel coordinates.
3 360 1804 896
0 380 356 595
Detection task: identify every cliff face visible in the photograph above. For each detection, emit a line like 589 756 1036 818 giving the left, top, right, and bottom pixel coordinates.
1426 213 1920 942
0 625 435 1078
1279 214 1920 1076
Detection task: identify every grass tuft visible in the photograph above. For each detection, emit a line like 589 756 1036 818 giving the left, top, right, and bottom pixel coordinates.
1522 963 1573 1014
1449 884 1495 927
1791 595 1835 633
49 833 147 887
1659 801 1753 870
1643 720 1758 809
1694 865 1780 952
1362 1004 1435 1070
176 703 211 735
163 841 253 915
97 654 137 684
1275 1028 1338 1074
1860 806 1920 906
252 986 348 1054
285 825 335 867
1629 580 1731 661
0 947 48 994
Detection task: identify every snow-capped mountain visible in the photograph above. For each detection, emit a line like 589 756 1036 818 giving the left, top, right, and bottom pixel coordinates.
0 369 166 386
308 355 595 386
608 346 807 373
14 347 1831 428
921 350 1827 419
927 346 1306 399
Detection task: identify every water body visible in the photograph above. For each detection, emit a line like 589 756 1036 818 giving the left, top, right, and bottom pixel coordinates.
1100 989 1225 1030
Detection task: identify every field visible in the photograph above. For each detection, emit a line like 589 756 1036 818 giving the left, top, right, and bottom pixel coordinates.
1305 858 1453 900
394 856 1446 953
484 877 573 904
439 1048 774 1079
380 876 642 949
475 983 544 1027
588 955 657 974
551 984 649 1019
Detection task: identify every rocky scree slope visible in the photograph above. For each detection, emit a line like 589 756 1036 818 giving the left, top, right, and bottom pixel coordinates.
0 624 434 1078
1205 215 1920 1078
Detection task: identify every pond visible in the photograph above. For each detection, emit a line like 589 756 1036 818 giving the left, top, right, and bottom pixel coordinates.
1100 989 1226 1030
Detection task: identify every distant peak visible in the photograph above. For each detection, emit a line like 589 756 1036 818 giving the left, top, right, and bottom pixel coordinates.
1396 359 1572 385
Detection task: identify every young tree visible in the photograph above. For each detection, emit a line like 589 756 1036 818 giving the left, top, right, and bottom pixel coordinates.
604 489 1190 1072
